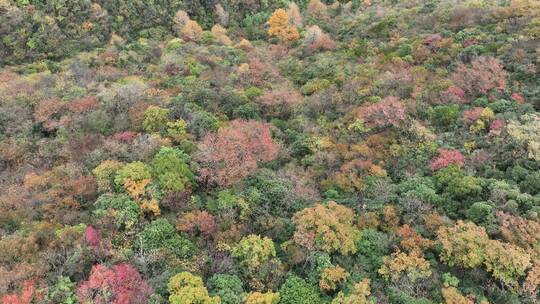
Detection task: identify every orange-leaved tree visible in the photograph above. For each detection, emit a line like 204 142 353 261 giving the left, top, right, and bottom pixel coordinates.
268 9 300 43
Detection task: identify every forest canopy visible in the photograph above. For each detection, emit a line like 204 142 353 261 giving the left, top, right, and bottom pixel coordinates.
1 0 540 303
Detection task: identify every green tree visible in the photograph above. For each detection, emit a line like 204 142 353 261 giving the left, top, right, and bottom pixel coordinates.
355 229 391 272
207 274 245 304
279 276 322 304
93 194 141 229
151 147 194 192
434 165 482 205
137 219 194 258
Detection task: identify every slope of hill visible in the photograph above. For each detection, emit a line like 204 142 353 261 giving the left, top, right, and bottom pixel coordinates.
1 0 540 303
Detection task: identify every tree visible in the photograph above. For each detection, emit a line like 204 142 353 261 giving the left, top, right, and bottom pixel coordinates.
430 149 465 171
507 113 540 161
93 194 141 229
307 0 329 19
267 9 299 43
319 266 349 292
182 20 203 41
483 240 530 290
451 56 507 98
304 25 335 52
466 202 495 227
258 88 302 117
174 10 203 41
441 287 474 304
207 274 245 304
211 24 232 45
137 219 194 258
142 106 170 134
232 235 276 271
437 221 490 268
498 211 540 251
84 226 101 248
114 162 152 192
395 224 435 255
1 280 41 304
45 276 77 304
524 261 540 297
177 210 217 237
287 3 302 27
113 161 159 214
245 291 280 304
331 279 374 304
292 201 360 255
356 96 407 128
279 276 322 304
434 165 482 201
167 272 220 304
196 120 280 187
151 147 194 192
378 251 432 283
92 160 124 193
356 229 391 272
76 263 152 304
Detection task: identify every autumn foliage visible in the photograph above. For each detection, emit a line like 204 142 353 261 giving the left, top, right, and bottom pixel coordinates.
196 120 280 187
1 1 539 303
76 264 152 304
451 56 508 98
356 96 407 128
292 201 360 255
268 9 300 43
430 149 465 171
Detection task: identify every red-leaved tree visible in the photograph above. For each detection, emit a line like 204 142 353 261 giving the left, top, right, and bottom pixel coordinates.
430 148 465 171
76 264 152 304
196 120 280 187
451 56 507 98
356 96 407 128
1 280 40 304
176 210 217 237
84 226 101 248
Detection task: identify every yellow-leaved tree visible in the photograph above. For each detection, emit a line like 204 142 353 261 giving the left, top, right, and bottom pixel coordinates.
268 9 299 43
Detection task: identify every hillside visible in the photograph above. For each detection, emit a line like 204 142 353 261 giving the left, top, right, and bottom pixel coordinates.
1 0 540 303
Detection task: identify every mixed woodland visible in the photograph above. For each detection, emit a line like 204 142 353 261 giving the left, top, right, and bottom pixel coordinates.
1 0 540 303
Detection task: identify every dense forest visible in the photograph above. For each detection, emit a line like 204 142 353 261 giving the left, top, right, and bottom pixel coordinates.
1 0 540 303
